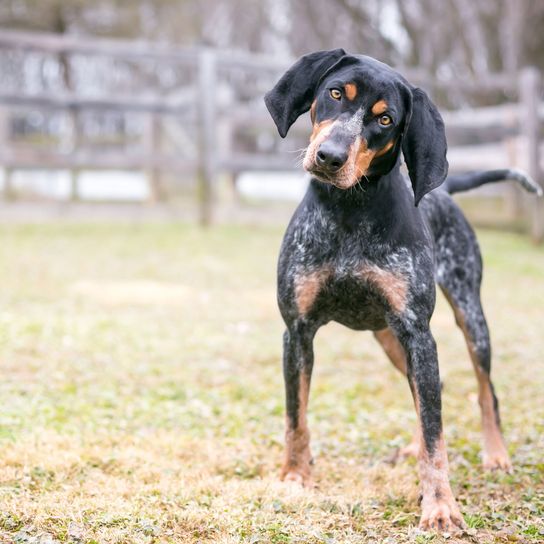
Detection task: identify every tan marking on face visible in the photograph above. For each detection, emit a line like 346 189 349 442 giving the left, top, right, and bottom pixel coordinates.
294 266 332 315
354 138 377 175
304 116 393 189
310 99 317 123
375 139 395 158
371 99 388 115
326 136 391 189
358 264 407 314
303 120 336 172
310 119 333 142
281 372 313 484
311 137 364 190
344 83 357 100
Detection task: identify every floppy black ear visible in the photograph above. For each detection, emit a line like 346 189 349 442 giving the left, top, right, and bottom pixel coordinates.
264 49 346 138
401 87 448 206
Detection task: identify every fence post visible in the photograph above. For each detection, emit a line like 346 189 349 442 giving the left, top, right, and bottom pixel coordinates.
197 49 216 226
504 136 523 222
145 112 162 203
218 114 239 204
66 106 80 201
519 67 543 244
0 106 14 200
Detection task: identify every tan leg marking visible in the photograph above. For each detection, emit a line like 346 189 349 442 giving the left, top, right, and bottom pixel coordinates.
294 267 332 316
374 328 421 460
281 372 314 486
344 82 357 100
374 328 408 374
408 378 464 530
477 375 512 471
445 293 512 472
371 99 389 115
358 265 408 314
419 434 465 532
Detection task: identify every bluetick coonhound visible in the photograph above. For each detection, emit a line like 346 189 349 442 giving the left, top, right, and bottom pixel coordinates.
264 49 541 532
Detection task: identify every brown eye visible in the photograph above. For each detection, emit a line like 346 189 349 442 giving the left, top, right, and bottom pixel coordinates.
330 88 342 100
379 114 392 126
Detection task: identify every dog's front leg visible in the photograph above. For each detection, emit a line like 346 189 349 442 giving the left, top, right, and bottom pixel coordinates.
281 322 316 487
393 322 465 532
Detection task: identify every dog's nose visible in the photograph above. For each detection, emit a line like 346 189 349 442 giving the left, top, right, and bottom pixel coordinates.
316 141 348 172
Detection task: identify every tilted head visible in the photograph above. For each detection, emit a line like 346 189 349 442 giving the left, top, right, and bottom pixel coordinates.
264 49 448 205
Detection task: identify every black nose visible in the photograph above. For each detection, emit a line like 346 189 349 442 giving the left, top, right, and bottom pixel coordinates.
316 141 348 172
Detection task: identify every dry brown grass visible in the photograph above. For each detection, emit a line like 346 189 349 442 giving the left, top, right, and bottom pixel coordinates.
0 223 542 543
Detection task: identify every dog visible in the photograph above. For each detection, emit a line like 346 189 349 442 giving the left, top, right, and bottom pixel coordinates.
264 49 542 532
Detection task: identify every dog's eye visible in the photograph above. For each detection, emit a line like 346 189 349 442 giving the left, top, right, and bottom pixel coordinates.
378 114 392 126
329 88 342 100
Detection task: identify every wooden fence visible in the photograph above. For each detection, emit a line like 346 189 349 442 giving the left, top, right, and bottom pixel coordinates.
0 29 542 240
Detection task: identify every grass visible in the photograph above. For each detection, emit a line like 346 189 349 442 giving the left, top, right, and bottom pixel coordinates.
0 222 542 543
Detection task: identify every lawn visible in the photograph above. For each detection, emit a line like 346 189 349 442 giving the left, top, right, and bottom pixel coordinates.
0 223 542 544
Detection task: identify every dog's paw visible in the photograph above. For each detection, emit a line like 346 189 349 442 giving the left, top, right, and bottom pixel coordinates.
398 440 420 460
483 450 513 473
280 466 314 488
419 495 465 533
387 439 420 464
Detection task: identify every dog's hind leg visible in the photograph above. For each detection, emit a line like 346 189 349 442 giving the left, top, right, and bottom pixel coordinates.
374 328 421 459
281 321 318 486
436 225 511 472
440 283 512 471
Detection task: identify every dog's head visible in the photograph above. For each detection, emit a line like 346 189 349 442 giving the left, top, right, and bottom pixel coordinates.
264 49 448 205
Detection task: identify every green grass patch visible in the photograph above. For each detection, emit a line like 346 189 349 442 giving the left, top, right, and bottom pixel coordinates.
0 223 542 543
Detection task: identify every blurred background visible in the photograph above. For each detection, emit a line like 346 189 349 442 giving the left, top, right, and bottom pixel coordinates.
0 0 542 238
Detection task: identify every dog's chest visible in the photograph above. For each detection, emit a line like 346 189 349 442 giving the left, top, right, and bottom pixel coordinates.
292 252 411 330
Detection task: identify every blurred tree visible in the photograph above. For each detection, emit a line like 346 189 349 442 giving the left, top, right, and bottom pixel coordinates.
1 0 542 73
0 0 542 106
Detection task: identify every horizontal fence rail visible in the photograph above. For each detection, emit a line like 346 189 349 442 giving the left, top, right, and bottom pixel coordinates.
0 30 542 239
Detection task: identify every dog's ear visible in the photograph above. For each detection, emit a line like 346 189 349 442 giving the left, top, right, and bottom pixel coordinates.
401 87 448 206
264 49 347 138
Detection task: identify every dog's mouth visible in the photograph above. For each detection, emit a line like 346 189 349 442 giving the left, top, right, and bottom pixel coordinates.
305 164 359 190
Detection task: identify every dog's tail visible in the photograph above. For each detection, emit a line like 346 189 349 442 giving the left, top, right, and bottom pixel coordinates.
443 168 543 197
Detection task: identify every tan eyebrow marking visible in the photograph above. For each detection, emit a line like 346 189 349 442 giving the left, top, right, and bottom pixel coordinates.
371 99 388 115
344 83 357 101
